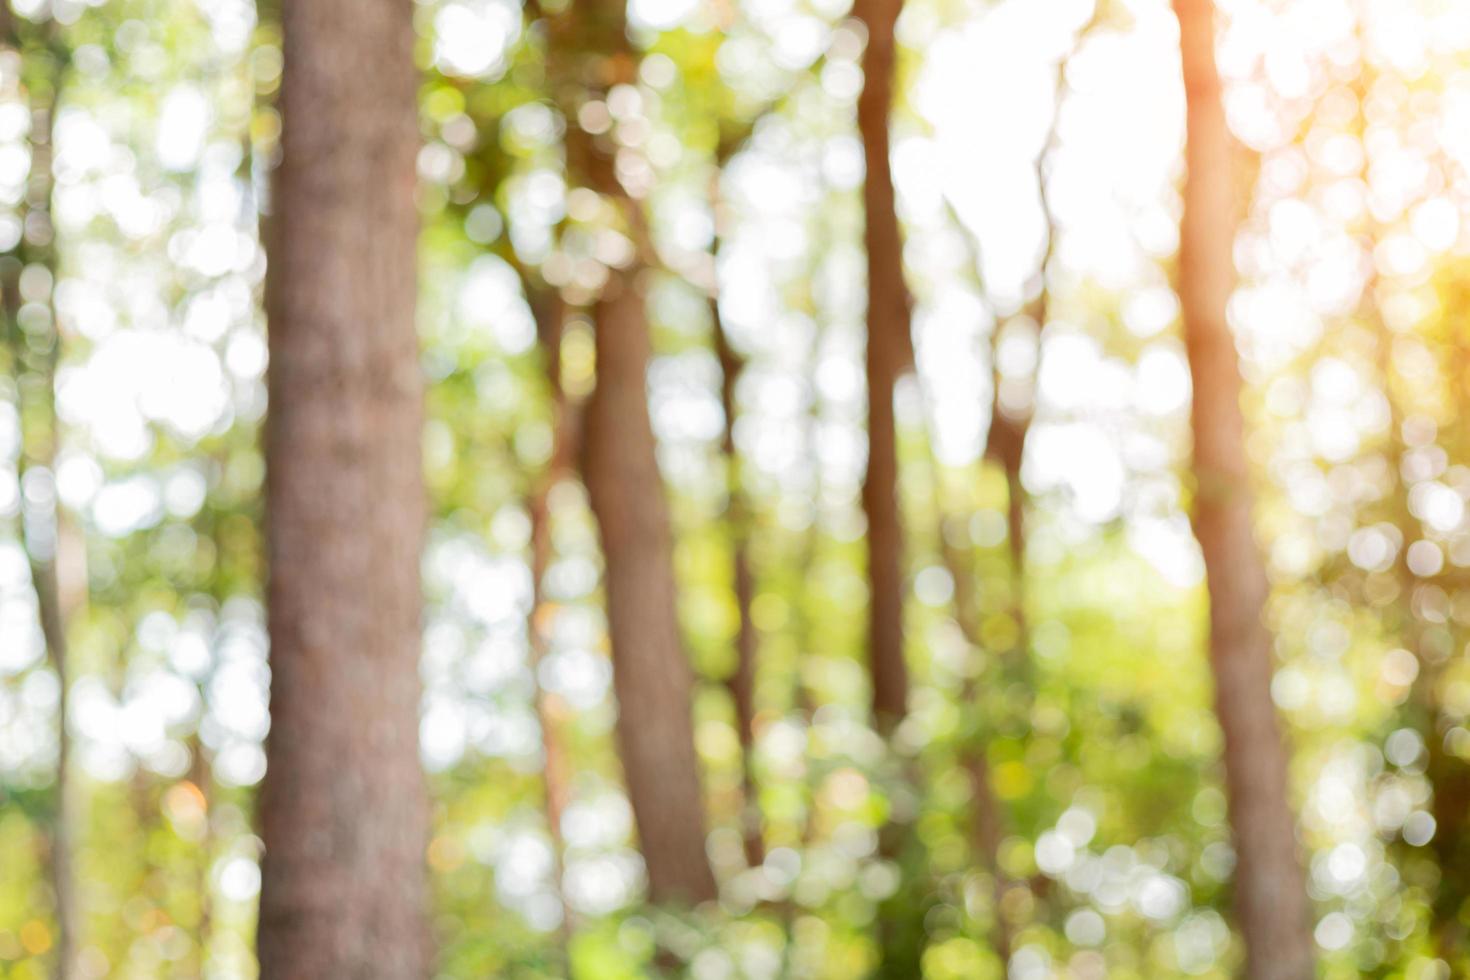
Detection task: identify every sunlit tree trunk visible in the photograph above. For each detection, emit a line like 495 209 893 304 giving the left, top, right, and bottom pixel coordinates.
1174 1 1314 976
855 0 912 734
256 0 429 974
546 1 717 907
854 8 930 972
579 271 719 903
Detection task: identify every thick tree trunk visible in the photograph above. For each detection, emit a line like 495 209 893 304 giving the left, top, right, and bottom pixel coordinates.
855 0 912 733
257 0 430 974
580 273 718 904
1174 2 1314 977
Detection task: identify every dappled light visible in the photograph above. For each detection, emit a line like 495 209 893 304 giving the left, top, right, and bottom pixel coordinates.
2 0 1470 976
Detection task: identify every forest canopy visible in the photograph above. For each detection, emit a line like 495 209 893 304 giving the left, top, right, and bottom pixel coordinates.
2 0 1469 977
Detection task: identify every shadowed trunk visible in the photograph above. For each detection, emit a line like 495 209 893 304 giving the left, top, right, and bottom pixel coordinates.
1419 353 1470 959
932 35 1081 953
1372 289 1470 960
1 33 76 975
855 0 912 734
523 280 578 947
707 119 779 872
1345 43 1470 957
929 479 1013 961
712 294 765 869
580 273 718 904
257 0 430 974
186 739 213 976
1175 1 1314 976
854 7 930 972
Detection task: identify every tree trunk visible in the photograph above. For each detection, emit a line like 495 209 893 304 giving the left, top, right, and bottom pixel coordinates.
580 272 718 904
1 38 76 975
712 294 765 869
855 0 912 733
522 277 578 949
1372 283 1470 960
257 0 429 974
1174 2 1314 977
545 0 717 907
186 738 213 976
854 10 929 971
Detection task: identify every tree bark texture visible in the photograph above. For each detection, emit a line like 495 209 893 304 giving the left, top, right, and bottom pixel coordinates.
257 0 430 974
1175 2 1314 977
546 0 718 906
855 0 912 733
581 273 719 904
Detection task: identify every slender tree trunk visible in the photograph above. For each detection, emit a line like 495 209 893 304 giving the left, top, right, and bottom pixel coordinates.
187 738 213 976
712 294 765 869
2 40 76 975
579 271 718 904
855 0 912 734
23 514 75 980
527 486 575 941
780 313 825 976
1420 348 1470 959
986 409 1029 644
926 474 1013 960
522 279 578 949
1174 2 1314 976
546 1 717 907
854 13 929 970
257 0 430 974
706 120 776 874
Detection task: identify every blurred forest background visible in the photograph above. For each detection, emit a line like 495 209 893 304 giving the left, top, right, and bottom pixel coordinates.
2 0 1470 976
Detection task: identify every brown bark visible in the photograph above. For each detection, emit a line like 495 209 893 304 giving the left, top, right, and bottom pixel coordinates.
257 0 430 974
544 0 717 906
855 0 912 733
522 279 577 944
580 272 718 904
854 14 926 969
712 294 765 869
1175 1 1314 976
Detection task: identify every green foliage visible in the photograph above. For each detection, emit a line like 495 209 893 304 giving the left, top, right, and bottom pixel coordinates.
1 0 1468 977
